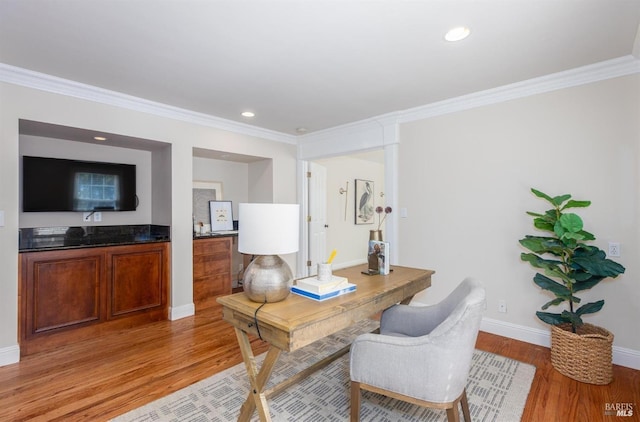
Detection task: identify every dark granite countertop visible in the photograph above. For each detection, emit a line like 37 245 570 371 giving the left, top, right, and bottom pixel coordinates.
19 224 170 252
193 230 238 240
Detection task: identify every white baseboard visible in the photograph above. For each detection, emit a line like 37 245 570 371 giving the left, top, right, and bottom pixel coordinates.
170 303 195 321
612 346 640 371
481 317 551 348
481 317 640 370
0 345 20 367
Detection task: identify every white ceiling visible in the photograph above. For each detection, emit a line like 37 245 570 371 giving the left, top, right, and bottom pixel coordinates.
1 1 639 136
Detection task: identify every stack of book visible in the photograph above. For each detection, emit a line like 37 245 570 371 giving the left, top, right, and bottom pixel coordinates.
291 274 356 301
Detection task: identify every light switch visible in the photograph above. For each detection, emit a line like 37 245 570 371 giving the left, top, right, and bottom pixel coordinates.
0 210 4 226
400 208 408 218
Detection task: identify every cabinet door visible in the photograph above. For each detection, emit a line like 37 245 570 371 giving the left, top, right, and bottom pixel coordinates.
21 250 104 339
107 243 168 318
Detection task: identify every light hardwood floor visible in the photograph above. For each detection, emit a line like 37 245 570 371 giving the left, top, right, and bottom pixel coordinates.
0 304 638 421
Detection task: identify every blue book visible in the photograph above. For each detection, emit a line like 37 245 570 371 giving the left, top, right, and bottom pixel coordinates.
291 283 356 301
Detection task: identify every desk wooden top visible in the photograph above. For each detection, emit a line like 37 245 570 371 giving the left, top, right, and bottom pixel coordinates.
217 264 433 352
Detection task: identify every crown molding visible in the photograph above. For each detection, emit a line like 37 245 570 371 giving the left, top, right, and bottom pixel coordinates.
298 112 400 144
398 55 640 124
297 112 401 160
0 63 297 145
297 55 639 157
2 56 637 148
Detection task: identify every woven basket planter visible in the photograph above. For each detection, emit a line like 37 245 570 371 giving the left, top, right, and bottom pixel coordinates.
550 323 614 385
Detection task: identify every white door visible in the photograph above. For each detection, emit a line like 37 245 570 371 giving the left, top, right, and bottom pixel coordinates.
307 162 327 276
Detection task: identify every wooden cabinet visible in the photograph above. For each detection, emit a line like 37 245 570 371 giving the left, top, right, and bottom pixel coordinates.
193 236 232 310
19 242 169 356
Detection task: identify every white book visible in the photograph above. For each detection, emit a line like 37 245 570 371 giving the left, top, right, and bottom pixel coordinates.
291 283 356 301
295 275 349 294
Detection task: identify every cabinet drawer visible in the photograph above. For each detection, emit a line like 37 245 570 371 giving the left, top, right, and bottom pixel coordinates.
194 273 230 307
193 254 230 278
194 237 231 256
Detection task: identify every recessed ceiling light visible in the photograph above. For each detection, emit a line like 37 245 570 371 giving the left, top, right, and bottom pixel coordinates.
93 136 107 141
445 26 470 42
241 111 255 118
296 127 308 134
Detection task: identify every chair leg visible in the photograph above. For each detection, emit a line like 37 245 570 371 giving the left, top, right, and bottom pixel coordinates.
350 381 361 421
460 388 471 422
446 401 460 422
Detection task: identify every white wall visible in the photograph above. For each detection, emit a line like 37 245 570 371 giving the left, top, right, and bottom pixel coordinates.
315 152 385 268
398 74 640 351
248 159 274 203
192 156 249 219
151 146 172 225
0 82 297 363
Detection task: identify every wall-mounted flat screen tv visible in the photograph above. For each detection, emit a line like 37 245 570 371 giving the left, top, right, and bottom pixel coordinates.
22 156 137 212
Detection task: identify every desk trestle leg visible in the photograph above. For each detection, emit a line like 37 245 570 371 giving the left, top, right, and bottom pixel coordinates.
235 327 281 422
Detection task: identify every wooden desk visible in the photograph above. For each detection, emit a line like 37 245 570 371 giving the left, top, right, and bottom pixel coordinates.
217 264 434 421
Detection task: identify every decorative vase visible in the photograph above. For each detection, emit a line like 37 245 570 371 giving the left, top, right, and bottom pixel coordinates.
369 230 382 241
550 323 613 385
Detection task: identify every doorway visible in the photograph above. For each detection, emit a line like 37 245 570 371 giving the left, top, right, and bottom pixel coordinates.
303 150 385 275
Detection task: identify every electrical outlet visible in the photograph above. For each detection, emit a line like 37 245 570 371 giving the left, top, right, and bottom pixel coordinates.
93 212 102 222
238 263 243 272
498 300 507 313
83 212 92 222
608 242 620 257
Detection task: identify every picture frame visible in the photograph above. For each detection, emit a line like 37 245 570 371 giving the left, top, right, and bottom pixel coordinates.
355 179 374 225
368 240 390 275
209 200 234 231
193 180 223 230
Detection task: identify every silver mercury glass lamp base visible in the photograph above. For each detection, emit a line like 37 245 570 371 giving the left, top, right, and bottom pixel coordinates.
243 255 293 303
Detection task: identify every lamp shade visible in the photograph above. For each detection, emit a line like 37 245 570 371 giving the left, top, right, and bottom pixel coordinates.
238 203 300 255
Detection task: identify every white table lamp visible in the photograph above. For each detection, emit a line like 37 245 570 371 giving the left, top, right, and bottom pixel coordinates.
238 203 300 302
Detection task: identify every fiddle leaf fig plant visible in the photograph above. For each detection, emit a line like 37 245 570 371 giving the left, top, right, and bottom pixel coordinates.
519 188 625 333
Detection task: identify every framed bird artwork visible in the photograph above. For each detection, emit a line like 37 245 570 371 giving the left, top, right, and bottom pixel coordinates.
355 179 374 225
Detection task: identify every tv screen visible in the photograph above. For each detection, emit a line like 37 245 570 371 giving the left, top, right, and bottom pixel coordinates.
23 156 137 212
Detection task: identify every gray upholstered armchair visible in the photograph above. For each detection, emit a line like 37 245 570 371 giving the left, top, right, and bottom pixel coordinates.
349 278 486 422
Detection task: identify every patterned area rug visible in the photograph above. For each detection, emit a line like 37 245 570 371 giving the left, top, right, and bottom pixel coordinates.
112 320 535 422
